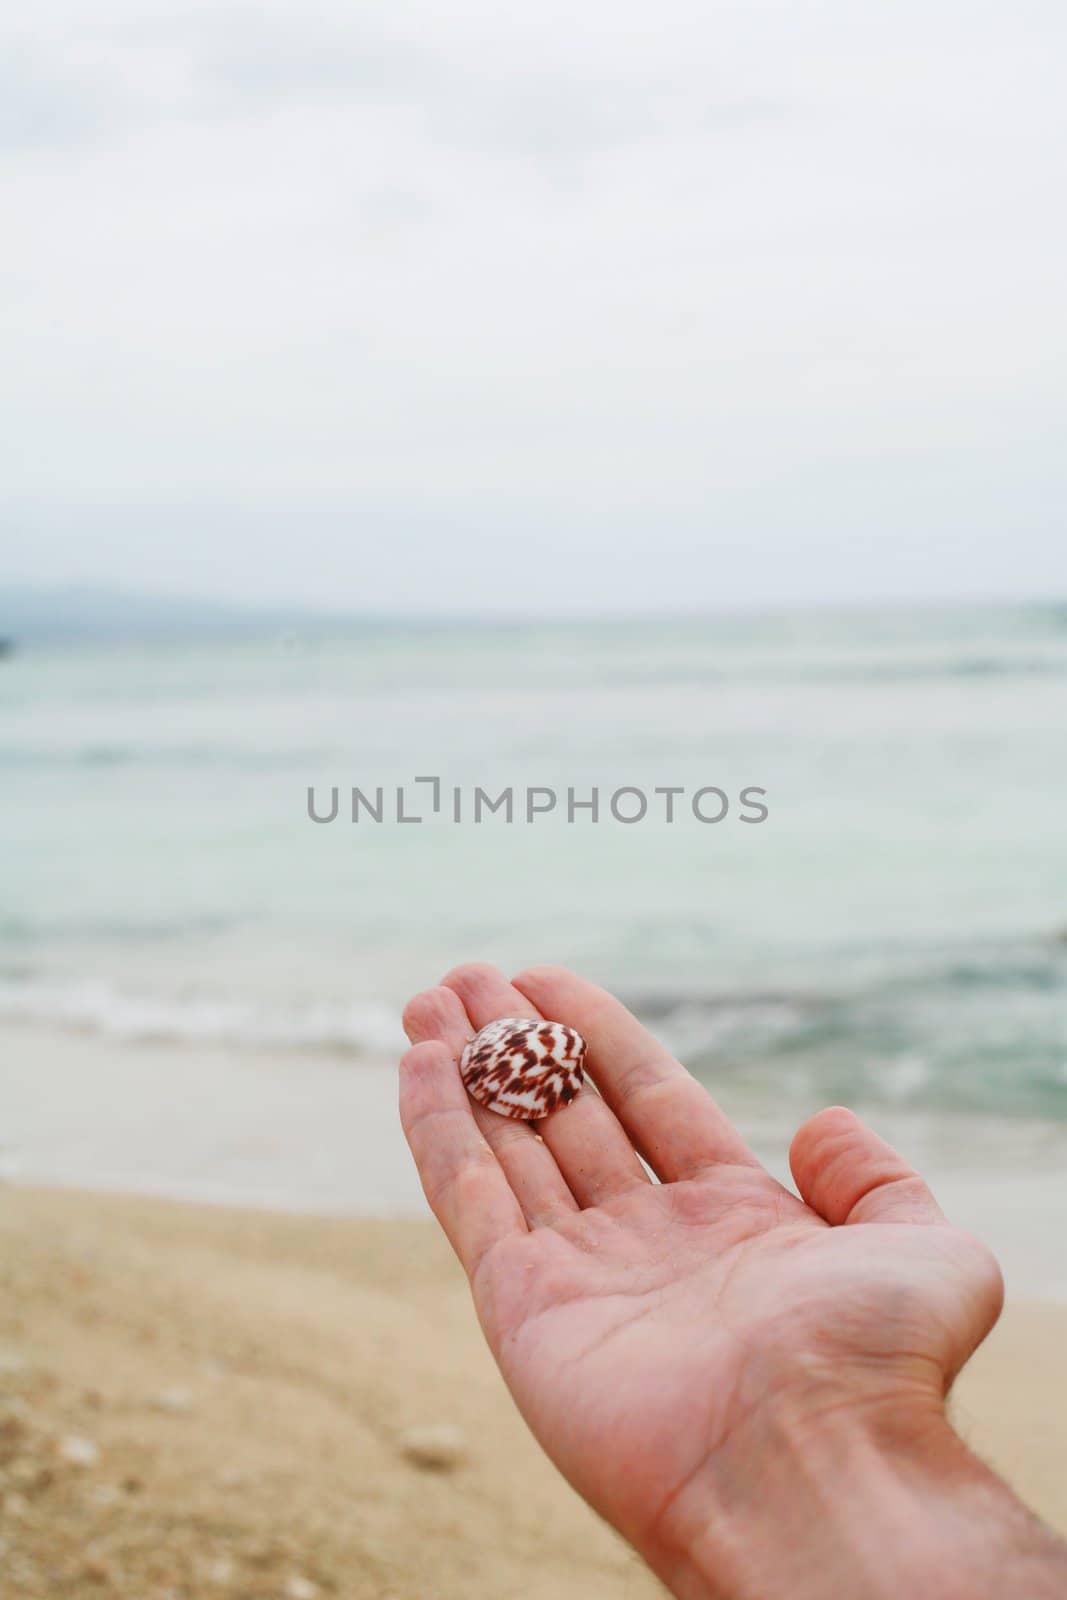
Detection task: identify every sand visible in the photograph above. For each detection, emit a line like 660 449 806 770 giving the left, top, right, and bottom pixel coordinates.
1 1186 1065 1600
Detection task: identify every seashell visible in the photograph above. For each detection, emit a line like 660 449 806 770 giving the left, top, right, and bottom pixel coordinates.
459 1017 585 1120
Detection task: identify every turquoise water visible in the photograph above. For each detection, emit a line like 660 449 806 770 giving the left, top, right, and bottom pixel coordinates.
2 603 1066 1118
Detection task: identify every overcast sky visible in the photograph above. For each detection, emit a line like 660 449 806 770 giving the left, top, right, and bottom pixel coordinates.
3 0 1066 614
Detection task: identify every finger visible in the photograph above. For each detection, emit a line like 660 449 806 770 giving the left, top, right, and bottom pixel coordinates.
442 962 650 1206
403 982 475 1056
789 1106 945 1226
513 965 758 1182
399 1040 526 1278
404 983 578 1225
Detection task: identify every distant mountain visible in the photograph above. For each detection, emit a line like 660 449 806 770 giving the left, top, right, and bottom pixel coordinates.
0 584 327 643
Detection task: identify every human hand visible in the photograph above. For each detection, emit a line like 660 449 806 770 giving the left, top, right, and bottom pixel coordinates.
400 964 1062 1600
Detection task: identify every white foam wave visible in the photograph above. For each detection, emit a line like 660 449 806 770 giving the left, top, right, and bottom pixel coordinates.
0 976 405 1056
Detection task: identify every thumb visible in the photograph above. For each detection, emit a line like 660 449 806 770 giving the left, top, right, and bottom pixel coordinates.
789 1106 944 1225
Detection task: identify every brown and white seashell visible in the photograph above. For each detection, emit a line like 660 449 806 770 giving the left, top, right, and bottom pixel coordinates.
459 1017 586 1120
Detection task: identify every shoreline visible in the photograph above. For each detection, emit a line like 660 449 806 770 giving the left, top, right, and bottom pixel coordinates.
4 1021 1067 1300
1 1185 1065 1600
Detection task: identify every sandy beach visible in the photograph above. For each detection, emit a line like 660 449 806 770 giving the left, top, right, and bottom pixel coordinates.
1 1185 1065 1600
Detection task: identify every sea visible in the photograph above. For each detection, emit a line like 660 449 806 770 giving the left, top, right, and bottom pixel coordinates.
3 600 1066 1133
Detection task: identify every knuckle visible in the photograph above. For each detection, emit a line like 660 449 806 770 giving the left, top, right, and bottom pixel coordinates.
436 1149 496 1208
957 1230 1006 1315
399 1038 447 1076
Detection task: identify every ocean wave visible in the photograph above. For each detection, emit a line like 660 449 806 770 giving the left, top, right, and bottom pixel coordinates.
620 989 810 1059
623 948 1067 1121
3 951 1065 1120
0 975 405 1056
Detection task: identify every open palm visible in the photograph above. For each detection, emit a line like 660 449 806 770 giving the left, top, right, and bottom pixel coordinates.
400 964 1003 1592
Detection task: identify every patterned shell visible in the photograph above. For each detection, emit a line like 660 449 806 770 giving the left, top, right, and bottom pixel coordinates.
459 1017 586 1120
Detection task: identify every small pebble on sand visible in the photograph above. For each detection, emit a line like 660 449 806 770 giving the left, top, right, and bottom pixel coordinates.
283 1575 318 1600
56 1434 100 1468
151 1386 194 1414
398 1423 468 1471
